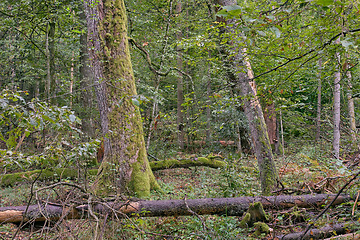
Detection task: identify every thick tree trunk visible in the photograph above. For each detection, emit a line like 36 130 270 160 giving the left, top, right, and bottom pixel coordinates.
83 0 159 197
216 0 278 195
0 194 350 224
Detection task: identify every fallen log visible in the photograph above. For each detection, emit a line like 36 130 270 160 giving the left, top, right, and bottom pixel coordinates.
0 194 351 224
0 168 97 187
276 222 357 240
0 157 225 187
150 157 225 171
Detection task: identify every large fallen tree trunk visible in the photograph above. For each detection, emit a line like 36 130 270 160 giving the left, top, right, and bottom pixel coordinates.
0 157 225 187
277 222 357 240
0 194 351 224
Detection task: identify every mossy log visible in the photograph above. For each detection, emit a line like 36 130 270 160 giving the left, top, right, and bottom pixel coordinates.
150 157 226 171
0 168 98 187
0 157 225 187
0 194 351 224
277 222 357 240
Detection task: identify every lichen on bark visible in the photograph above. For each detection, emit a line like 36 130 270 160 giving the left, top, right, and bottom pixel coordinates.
84 0 159 198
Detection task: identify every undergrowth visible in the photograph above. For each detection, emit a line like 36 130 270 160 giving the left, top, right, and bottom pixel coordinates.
1 142 360 239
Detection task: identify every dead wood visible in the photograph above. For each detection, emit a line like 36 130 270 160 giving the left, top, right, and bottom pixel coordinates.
149 157 225 170
0 194 351 225
276 222 358 240
0 157 225 187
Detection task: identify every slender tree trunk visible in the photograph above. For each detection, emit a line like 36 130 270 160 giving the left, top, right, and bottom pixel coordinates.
264 102 277 152
345 59 358 150
146 77 160 151
45 23 50 100
216 0 278 195
333 42 341 160
176 0 185 150
49 22 56 103
84 0 159 197
316 58 322 142
45 22 55 102
70 53 74 108
236 122 242 154
79 8 95 137
206 57 212 143
279 109 285 157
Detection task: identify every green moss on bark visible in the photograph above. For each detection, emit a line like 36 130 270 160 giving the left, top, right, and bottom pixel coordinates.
89 0 159 198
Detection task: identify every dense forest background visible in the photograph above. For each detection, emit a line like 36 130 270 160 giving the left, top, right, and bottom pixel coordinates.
0 0 360 239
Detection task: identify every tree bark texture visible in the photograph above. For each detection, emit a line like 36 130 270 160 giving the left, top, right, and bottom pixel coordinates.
277 222 356 240
346 70 358 150
45 22 55 101
216 0 278 195
0 194 350 224
316 58 322 142
176 0 185 150
264 102 278 151
79 6 95 137
83 0 159 197
333 51 341 160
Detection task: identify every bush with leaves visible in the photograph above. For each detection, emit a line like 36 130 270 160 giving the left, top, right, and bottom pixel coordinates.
0 89 99 172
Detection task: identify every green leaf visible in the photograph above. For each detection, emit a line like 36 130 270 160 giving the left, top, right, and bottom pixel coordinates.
271 27 281 38
314 0 333 6
132 98 140 107
340 39 354 49
257 30 266 36
216 9 228 17
223 5 242 12
69 114 76 122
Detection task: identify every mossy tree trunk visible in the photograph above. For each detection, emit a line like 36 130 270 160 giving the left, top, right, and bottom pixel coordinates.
83 0 159 197
216 0 278 195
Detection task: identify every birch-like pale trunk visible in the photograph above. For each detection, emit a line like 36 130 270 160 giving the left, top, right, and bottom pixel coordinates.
333 44 341 160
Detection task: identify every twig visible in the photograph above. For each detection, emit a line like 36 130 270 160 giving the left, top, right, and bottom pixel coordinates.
352 191 360 216
12 169 43 239
14 130 27 152
147 153 161 161
300 170 360 240
252 28 360 81
184 196 214 239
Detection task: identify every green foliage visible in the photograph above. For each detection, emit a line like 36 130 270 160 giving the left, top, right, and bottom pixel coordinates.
0 89 99 170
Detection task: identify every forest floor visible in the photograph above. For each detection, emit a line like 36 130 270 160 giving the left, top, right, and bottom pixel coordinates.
0 143 360 239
